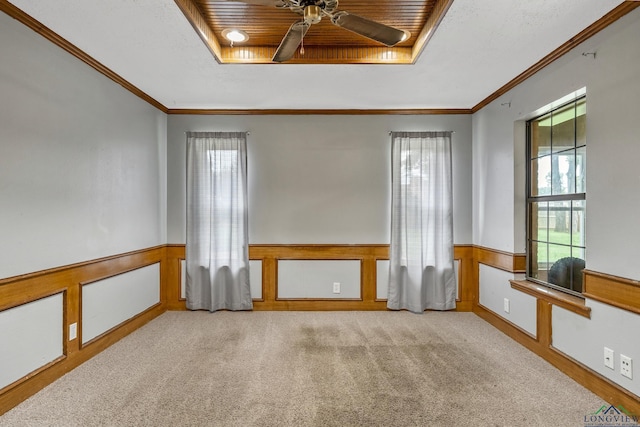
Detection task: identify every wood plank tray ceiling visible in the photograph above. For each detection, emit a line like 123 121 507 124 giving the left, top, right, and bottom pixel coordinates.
175 0 453 64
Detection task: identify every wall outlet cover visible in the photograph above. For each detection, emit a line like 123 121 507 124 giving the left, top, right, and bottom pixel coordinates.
620 354 633 379
503 298 510 314
604 347 615 370
69 322 78 341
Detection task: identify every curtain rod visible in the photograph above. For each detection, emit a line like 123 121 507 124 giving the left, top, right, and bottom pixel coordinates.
389 131 455 135
184 131 251 135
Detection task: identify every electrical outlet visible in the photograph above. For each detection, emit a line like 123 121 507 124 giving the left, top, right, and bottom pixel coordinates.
333 282 341 294
620 354 633 379
503 298 510 314
69 322 77 341
604 347 614 370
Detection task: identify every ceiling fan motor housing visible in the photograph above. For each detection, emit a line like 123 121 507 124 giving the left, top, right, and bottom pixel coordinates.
304 5 322 24
293 0 339 15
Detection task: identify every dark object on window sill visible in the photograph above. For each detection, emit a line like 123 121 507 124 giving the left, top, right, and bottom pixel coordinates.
548 257 585 293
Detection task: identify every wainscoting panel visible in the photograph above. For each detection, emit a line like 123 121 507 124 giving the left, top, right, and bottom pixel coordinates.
0 293 63 391
4 243 638 417
278 260 360 299
249 260 263 300
473 245 640 415
478 263 534 336
180 259 186 300
81 263 161 345
376 260 390 300
0 246 166 415
454 259 461 300
553 301 640 397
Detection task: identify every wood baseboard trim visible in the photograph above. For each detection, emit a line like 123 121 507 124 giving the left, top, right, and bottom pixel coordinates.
0 303 164 416
5 243 637 417
474 296 640 415
0 246 168 416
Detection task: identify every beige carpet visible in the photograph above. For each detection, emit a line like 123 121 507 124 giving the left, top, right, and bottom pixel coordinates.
0 311 606 426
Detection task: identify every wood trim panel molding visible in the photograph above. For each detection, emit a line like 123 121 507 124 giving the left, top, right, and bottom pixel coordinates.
473 302 640 415
0 246 167 415
164 245 186 310
163 244 474 311
250 244 389 311
3 243 639 416
473 246 640 415
583 269 640 315
474 245 526 273
251 244 475 311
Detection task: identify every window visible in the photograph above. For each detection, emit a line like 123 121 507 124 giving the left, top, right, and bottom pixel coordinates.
526 95 586 295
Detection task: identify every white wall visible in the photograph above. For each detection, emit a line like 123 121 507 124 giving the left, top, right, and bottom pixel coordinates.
472 8 640 395
167 114 472 298
167 114 473 245
82 264 161 344
0 12 167 280
0 11 166 389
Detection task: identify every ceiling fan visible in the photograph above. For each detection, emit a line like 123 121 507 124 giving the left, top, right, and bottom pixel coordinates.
222 0 410 62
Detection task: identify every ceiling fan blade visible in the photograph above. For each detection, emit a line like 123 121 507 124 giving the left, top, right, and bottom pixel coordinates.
331 12 406 47
220 0 285 7
272 21 310 63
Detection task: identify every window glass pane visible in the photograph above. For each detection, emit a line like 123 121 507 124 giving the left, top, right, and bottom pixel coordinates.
528 241 542 281
546 244 572 290
576 146 586 193
569 248 586 293
551 152 575 195
549 251 584 293
572 200 586 247
530 114 551 158
531 202 548 242
551 102 576 153
531 155 551 196
548 201 571 244
572 247 585 262
576 99 586 147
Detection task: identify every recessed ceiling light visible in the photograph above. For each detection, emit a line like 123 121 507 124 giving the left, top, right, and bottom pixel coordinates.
401 30 411 42
222 29 249 43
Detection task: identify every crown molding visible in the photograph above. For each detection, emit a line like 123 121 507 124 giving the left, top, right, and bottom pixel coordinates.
0 0 167 113
471 1 640 113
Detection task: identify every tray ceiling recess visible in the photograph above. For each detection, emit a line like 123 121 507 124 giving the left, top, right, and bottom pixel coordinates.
174 0 453 64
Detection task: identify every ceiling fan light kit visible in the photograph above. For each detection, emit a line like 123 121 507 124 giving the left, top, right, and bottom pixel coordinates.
222 28 249 43
223 0 411 62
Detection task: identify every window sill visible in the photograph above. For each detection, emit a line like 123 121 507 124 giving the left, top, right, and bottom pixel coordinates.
510 279 591 318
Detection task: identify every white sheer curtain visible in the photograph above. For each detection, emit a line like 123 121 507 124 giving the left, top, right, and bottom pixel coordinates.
186 132 252 312
388 131 456 313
